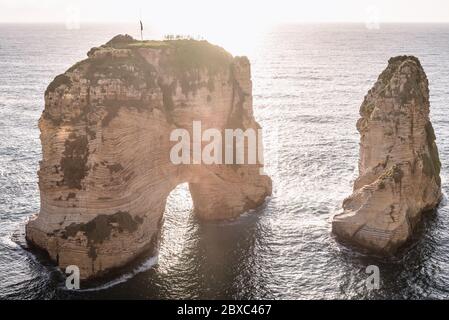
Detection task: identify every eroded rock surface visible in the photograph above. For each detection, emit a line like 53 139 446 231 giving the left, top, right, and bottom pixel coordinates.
26 35 272 279
332 56 441 253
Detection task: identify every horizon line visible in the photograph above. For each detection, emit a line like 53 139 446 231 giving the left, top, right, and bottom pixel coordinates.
2 21 449 25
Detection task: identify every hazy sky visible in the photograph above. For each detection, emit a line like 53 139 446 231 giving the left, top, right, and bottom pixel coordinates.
1 0 449 25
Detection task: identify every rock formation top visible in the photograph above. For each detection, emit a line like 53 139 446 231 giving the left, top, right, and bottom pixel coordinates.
332 56 441 254
26 35 272 279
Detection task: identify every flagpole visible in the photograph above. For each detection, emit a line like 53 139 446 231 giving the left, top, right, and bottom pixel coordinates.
139 8 143 41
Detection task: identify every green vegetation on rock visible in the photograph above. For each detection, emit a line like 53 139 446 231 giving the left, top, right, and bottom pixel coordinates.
64 210 142 259
106 34 233 74
45 74 72 95
421 121 442 186
60 133 89 189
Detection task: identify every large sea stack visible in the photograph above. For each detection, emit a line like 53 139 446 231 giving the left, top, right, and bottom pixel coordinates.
26 35 272 279
332 56 441 253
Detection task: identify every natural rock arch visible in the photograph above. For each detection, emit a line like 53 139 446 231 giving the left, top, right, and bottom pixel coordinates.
26 35 272 279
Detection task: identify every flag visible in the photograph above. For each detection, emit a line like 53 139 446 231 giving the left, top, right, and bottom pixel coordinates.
139 20 143 40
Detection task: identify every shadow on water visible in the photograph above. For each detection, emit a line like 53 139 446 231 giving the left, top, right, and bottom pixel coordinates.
52 196 270 299
186 206 272 299
335 208 449 299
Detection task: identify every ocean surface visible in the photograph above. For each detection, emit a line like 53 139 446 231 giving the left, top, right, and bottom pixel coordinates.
1 23 449 299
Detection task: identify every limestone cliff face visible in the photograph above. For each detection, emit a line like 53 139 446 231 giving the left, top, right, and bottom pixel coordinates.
26 35 272 279
332 56 441 254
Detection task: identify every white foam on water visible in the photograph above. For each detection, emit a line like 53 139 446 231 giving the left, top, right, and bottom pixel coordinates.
0 234 19 249
63 255 159 292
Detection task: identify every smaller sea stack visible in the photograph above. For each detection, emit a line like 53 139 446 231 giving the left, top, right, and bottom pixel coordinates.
332 56 442 253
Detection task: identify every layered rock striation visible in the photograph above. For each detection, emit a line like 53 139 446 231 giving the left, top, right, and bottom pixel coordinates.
26 35 272 279
332 56 441 253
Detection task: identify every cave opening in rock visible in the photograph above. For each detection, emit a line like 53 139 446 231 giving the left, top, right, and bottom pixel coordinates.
156 183 195 269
